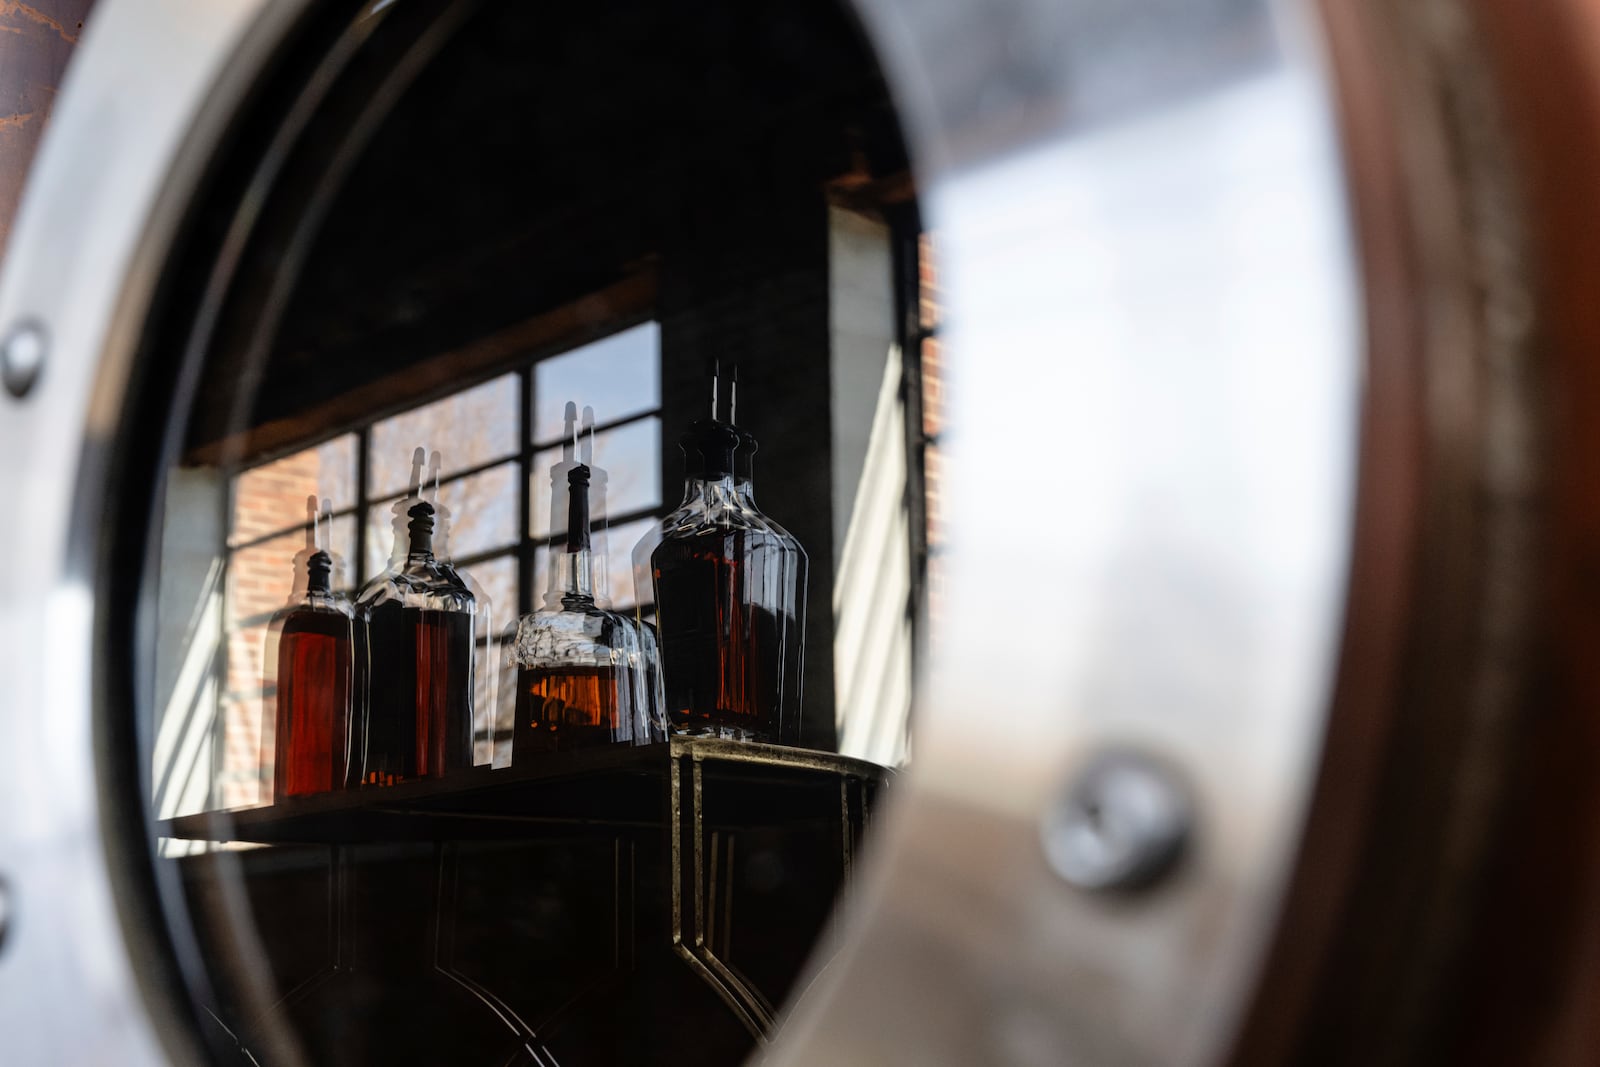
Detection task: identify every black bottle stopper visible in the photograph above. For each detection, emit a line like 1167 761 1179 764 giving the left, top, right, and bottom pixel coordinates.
681 420 739 479
567 463 592 552
306 550 334 594
407 500 436 556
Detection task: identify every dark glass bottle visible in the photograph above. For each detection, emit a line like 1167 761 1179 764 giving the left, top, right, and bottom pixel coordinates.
734 431 808 743
511 463 663 757
425 449 499 767
648 420 801 743
354 500 476 785
272 549 355 798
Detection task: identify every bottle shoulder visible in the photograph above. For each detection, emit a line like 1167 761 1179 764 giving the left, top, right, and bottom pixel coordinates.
509 605 649 667
737 497 806 558
437 561 476 596
658 503 774 539
275 601 356 637
356 565 476 614
652 519 790 561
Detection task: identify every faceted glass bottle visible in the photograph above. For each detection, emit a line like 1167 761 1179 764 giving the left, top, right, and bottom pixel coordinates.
511 463 664 758
425 449 498 766
354 500 477 785
734 431 808 743
647 420 800 743
271 549 356 798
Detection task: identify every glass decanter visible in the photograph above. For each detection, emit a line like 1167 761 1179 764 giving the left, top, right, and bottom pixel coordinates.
511 460 664 758
354 499 476 784
271 549 356 797
267 499 356 798
733 429 808 743
646 418 800 743
423 449 497 766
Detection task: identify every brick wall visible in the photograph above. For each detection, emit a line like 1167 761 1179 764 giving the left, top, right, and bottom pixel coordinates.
220 449 324 807
919 232 945 632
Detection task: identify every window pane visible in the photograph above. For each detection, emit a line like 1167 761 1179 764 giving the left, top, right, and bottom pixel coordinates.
530 417 660 539
532 322 660 444
227 516 356 629
601 516 657 610
365 463 518 578
230 434 357 547
456 552 517 623
325 515 357 593
368 373 519 498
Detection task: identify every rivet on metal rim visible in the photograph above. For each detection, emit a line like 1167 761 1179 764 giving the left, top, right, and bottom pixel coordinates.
1041 750 1191 892
0 874 11 956
1 320 47 399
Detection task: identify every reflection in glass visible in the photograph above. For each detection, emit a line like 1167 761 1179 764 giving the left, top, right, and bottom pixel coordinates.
264 499 356 798
530 416 660 539
467 554 518 764
734 429 809 737
424 449 503 768
220 621 272 808
460 553 517 625
354 500 477 785
230 434 358 547
644 412 805 745
131 0 939 1052
365 461 517 579
599 516 656 611
509 445 664 757
229 517 356 629
368 373 518 497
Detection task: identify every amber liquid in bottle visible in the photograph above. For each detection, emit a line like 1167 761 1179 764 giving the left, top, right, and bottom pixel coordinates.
514 664 622 752
512 460 645 758
362 606 474 784
274 608 353 798
652 528 783 741
356 500 476 785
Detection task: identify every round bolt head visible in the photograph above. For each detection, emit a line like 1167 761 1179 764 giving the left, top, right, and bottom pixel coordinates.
0 875 10 956
1042 750 1191 892
1 320 47 399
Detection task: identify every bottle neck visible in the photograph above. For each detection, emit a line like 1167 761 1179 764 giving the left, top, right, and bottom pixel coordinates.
406 503 436 561
549 548 596 609
567 465 591 552
306 551 333 594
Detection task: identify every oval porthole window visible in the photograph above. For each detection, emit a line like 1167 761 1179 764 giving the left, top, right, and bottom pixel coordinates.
133 2 928 1062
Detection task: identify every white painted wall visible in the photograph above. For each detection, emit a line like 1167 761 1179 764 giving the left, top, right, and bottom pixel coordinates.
829 206 913 766
151 466 225 835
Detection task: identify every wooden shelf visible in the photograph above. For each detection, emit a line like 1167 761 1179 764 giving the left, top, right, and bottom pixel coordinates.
162 738 888 845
